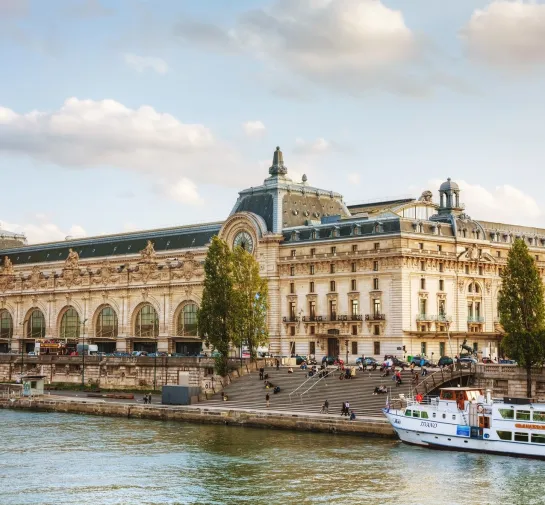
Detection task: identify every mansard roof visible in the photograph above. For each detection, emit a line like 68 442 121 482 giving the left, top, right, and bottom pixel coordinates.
0 222 222 266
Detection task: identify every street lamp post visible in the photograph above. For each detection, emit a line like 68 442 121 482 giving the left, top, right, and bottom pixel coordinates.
154 335 158 392
81 318 88 389
345 339 349 365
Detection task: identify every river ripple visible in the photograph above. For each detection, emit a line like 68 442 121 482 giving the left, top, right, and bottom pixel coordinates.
1 410 544 505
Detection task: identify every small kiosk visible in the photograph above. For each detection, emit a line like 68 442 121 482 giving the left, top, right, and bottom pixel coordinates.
21 375 46 397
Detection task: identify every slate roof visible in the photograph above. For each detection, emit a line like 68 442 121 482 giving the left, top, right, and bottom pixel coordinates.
0 222 222 266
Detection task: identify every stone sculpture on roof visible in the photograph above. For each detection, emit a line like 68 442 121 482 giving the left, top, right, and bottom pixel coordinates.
140 240 156 262
269 146 288 176
65 248 79 269
2 256 14 275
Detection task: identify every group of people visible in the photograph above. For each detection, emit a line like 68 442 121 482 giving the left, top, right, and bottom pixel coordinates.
142 393 153 404
340 401 356 420
259 367 269 381
373 385 388 395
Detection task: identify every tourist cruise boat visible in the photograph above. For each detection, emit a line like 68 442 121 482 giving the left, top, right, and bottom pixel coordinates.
383 387 545 458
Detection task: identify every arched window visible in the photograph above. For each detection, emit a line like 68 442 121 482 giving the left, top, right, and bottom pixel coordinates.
0 310 13 339
177 303 198 336
135 304 159 337
60 308 80 340
96 306 118 338
27 309 46 338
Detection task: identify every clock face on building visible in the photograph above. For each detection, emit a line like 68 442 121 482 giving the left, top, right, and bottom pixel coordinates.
233 231 254 253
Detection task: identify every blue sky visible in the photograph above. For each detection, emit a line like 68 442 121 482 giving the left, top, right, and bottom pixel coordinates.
1 0 544 243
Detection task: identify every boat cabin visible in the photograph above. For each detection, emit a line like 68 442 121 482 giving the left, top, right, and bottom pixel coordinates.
439 387 484 410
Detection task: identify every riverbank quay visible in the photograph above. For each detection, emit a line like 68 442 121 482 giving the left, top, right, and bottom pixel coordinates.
0 396 396 439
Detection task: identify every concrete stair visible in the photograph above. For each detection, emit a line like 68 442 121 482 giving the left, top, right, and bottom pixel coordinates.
204 366 415 417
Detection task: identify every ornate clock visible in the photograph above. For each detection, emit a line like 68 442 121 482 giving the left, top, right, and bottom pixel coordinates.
233 231 254 253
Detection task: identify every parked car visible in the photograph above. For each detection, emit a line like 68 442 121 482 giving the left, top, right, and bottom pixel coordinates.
294 354 308 365
499 359 517 365
410 356 431 367
459 356 478 366
481 357 494 364
356 357 378 367
383 355 409 369
438 356 454 367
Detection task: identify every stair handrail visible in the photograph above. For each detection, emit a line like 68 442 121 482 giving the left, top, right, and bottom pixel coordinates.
289 368 331 402
299 366 339 402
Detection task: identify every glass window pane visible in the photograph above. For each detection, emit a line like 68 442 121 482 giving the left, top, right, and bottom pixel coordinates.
0 310 13 338
60 308 80 340
136 304 158 337
28 310 46 339
97 306 118 338
177 303 198 336
516 410 531 421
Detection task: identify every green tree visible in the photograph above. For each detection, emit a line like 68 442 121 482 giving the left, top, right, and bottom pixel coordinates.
197 236 234 376
231 246 269 360
498 238 545 397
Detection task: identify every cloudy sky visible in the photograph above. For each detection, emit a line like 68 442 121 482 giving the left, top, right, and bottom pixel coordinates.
1 0 544 244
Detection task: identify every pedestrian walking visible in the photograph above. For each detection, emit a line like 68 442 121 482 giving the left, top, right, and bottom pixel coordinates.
345 401 350 416
148 393 152 404
143 395 148 404
323 399 329 414
266 392 270 408
276 359 280 371
259 367 264 380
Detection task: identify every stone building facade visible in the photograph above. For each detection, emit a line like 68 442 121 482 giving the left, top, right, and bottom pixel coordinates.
1 147 544 362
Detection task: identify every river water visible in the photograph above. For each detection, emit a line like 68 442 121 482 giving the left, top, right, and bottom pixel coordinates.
1 410 544 505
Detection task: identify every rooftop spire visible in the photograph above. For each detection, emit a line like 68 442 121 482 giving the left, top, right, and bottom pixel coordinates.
269 146 287 176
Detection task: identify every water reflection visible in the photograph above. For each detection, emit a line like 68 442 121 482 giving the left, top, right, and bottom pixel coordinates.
1 410 544 505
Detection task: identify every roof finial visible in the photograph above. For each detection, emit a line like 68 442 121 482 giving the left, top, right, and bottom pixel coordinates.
269 146 287 176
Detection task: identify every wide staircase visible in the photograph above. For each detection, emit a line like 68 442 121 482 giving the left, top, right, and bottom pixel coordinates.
204 366 415 417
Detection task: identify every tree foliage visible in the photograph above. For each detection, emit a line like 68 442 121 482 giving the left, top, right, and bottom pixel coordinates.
498 239 545 397
231 246 269 360
197 236 269 375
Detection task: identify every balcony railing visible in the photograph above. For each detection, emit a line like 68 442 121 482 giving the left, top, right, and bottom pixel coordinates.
282 316 300 323
468 316 485 323
436 314 452 323
365 313 386 321
416 314 434 321
301 314 363 323
416 314 452 322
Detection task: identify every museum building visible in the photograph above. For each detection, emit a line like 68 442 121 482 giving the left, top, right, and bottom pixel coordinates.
1 147 544 361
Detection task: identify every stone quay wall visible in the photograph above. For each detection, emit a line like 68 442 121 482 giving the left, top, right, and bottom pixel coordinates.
0 397 395 438
475 364 545 400
0 355 259 392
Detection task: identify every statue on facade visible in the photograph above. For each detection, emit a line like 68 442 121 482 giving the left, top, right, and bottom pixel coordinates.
140 240 156 262
65 248 79 269
460 338 475 356
2 256 14 275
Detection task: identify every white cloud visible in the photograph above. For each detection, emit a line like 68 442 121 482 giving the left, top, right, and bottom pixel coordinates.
123 53 169 74
243 120 266 136
0 97 251 191
429 179 543 227
155 177 204 206
175 0 434 95
347 172 360 185
294 137 332 155
0 0 28 17
66 0 113 18
461 1 545 67
1 215 87 245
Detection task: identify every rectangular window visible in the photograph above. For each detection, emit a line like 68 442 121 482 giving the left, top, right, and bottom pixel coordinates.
290 341 296 355
351 299 359 316
290 266 295 276
352 244 358 252
331 246 337 255
439 342 445 356
421 342 427 356
437 245 442 252
351 279 357 291
373 278 379 290
289 302 296 319
532 434 545 444
329 299 337 320
439 279 444 291
497 251 501 258
351 262 357 273
309 281 315 293
514 432 529 443
289 327 295 337
290 282 295 294
420 278 426 290
465 265 470 274
310 325 315 335
439 300 445 316
373 341 380 355
310 265 315 275
330 281 336 292
516 410 531 421
373 261 379 271
351 325 357 336
373 299 381 316
374 325 380 336
439 263 444 273
420 261 426 271
374 242 380 250
496 431 512 441
351 341 358 355
310 248 316 257
420 298 427 316
309 301 316 319
479 266 483 276
421 411 429 419
533 411 545 422
419 242 424 250
499 409 514 420
291 249 296 258
412 410 420 418
330 263 336 274
309 341 316 354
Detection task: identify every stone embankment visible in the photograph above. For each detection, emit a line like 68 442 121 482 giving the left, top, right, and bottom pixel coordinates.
0 397 395 439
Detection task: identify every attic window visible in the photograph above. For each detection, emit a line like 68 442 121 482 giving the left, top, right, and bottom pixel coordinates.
127 245 131 250
92 249 95 253
113 246 117 252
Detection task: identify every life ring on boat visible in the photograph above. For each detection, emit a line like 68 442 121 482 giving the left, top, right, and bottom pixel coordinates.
415 394 423 403
477 404 484 413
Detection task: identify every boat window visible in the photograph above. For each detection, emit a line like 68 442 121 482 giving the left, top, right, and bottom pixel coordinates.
497 431 512 441
531 434 545 444
516 410 531 421
441 391 454 400
533 411 545 422
442 414 446 419
452 415 456 420
514 432 529 443
499 409 514 420
405 410 412 417
421 411 429 419
432 413 436 418
412 410 420 418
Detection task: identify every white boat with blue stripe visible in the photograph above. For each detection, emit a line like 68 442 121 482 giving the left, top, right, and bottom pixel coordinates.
383 387 545 459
